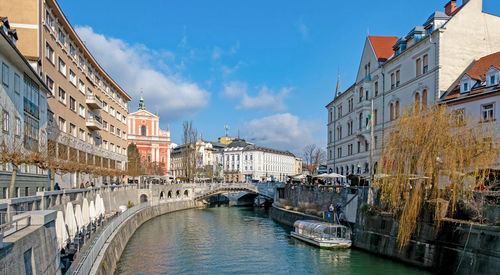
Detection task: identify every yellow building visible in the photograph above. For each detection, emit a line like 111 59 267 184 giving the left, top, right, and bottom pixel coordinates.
0 0 131 187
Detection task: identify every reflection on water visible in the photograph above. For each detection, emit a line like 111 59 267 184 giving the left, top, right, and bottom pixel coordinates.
115 207 430 275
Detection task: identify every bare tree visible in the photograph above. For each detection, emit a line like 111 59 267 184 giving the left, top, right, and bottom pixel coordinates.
182 121 198 181
127 143 143 181
302 144 326 174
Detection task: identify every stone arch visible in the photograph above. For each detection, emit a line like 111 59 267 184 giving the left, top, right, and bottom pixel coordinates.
168 191 172 198
140 194 148 203
184 190 189 197
160 191 165 200
176 190 180 198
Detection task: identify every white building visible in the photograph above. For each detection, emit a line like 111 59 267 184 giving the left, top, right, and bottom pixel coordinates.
0 18 51 198
441 51 500 132
326 0 500 181
222 140 296 183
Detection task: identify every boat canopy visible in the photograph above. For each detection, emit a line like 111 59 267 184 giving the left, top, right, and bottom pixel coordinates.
293 220 351 241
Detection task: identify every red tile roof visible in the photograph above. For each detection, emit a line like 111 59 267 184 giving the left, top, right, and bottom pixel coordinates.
368 36 399 62
466 51 500 80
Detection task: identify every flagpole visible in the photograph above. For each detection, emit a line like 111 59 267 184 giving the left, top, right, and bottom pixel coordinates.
370 99 374 185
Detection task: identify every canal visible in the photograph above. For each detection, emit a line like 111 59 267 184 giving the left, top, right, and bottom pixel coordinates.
116 207 431 274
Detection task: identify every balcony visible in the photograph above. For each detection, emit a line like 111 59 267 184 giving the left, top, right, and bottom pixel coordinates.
86 114 103 131
86 95 103 109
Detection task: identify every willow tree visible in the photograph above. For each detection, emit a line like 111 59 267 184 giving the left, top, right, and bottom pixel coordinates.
376 104 498 249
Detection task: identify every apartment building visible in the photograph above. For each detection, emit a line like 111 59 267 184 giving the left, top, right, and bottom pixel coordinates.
0 17 50 198
326 0 500 181
0 0 131 187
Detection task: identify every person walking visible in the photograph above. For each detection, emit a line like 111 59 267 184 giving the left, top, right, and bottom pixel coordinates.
54 182 61 190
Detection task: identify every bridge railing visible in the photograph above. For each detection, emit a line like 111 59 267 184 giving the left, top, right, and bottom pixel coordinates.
0 184 137 224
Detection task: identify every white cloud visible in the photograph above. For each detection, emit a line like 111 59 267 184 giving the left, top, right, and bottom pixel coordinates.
75 26 209 121
239 86 291 111
221 82 291 111
222 81 247 98
243 113 322 153
212 46 222 60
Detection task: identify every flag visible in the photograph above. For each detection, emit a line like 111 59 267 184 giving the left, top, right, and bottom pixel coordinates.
366 114 372 131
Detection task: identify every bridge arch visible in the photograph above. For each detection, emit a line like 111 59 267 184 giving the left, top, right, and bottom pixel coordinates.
176 190 180 198
194 186 273 201
160 191 165 200
140 194 148 203
168 191 172 198
184 190 189 197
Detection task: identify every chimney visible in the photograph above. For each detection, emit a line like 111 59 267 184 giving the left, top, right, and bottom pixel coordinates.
445 0 457 16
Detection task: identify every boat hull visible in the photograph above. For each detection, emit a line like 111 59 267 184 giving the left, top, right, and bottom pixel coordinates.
291 232 352 249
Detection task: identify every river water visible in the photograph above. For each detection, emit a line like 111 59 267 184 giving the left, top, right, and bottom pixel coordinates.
115 207 431 275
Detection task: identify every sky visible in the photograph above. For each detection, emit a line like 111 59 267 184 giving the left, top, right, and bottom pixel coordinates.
58 0 500 154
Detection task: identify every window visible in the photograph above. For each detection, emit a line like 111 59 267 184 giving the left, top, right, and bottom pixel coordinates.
348 98 353 112
329 130 332 143
117 112 121 121
103 140 108 150
58 117 66 132
337 105 342 118
69 43 75 57
396 70 400 87
15 117 21 136
69 69 76 86
359 87 363 102
45 43 54 64
58 58 66 76
79 104 85 117
374 109 378 125
117 128 121 137
69 123 76 137
45 9 54 30
110 107 115 117
14 73 20 94
102 101 108 112
415 92 420 106
103 120 108 130
357 141 361 153
337 147 342 158
79 128 85 141
110 125 115 134
374 81 378 97
482 103 495 122
69 96 76 112
390 73 395 89
348 144 353 155
46 75 54 95
78 55 84 68
490 75 496 86
423 55 429 73
453 109 465 126
463 82 469 92
337 126 342 140
57 27 65 45
78 79 85 94
416 58 422 76
2 111 9 132
2 62 9 86
58 88 66 104
359 112 363 130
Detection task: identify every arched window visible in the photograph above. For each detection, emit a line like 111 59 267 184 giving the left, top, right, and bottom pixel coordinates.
422 89 427 107
390 103 394 121
141 125 146 136
395 101 400 119
359 112 363 130
415 92 420 107
359 88 363 102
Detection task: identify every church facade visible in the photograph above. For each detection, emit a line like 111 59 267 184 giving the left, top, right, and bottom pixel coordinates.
127 97 172 175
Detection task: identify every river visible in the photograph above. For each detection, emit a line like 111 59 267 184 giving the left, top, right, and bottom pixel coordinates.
115 207 431 274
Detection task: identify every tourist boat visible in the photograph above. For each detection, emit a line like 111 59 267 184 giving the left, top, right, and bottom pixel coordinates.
291 220 352 248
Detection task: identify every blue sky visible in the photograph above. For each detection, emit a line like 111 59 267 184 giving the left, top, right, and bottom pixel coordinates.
59 0 500 154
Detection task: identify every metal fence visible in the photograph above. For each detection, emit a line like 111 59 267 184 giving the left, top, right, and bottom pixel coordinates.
70 203 149 275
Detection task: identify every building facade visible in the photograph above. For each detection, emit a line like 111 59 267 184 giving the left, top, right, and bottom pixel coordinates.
0 18 50 198
326 0 500 181
170 137 226 180
222 140 297 183
441 51 500 133
127 97 171 175
0 0 131 187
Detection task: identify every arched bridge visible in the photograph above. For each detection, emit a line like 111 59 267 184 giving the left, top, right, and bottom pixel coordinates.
190 182 278 201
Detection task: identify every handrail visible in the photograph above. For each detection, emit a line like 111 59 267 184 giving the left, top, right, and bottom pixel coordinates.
0 215 31 237
71 203 149 275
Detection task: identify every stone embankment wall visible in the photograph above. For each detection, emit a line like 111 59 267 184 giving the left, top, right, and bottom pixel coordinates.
355 213 500 275
270 204 323 227
0 211 60 274
93 200 200 275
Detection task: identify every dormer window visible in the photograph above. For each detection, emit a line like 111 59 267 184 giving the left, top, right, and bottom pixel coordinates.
486 66 499 86
460 75 473 93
